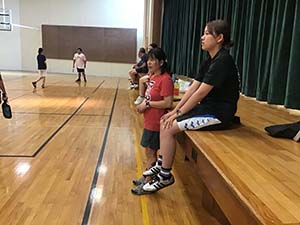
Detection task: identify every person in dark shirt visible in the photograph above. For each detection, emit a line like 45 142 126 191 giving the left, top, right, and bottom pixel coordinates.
141 20 240 193
128 47 148 89
32 48 47 89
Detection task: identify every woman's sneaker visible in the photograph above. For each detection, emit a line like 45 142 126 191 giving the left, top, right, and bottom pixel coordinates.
131 183 151 195
128 83 138 90
142 174 175 193
134 96 144 105
132 176 146 186
142 162 161 176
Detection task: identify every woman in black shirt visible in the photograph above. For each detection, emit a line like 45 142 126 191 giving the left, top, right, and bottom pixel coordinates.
32 48 47 89
141 20 240 194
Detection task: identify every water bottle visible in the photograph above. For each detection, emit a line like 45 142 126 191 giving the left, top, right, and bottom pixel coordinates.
173 80 179 97
171 74 176 83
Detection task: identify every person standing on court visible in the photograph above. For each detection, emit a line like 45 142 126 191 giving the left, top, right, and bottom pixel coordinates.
73 48 87 82
32 48 47 89
131 48 174 195
133 43 159 104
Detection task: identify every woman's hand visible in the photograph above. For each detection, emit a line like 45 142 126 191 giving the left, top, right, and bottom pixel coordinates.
161 109 176 121
140 75 150 83
162 113 177 129
136 100 147 113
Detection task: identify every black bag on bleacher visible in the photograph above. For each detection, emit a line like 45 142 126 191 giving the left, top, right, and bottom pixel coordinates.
264 122 300 142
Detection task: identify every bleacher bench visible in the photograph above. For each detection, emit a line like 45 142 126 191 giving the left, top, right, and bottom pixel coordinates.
177 95 300 225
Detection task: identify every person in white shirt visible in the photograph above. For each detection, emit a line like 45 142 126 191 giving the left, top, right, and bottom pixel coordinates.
73 48 87 82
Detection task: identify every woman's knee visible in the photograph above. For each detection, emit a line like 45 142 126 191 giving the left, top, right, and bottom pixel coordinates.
160 125 179 138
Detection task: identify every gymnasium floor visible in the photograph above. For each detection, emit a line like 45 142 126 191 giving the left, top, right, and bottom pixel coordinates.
0 72 220 225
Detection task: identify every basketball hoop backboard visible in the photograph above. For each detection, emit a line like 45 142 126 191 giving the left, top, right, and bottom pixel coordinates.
0 8 12 31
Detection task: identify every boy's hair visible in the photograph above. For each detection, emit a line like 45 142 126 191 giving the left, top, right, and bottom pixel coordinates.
149 43 158 49
139 47 146 54
38 48 43 54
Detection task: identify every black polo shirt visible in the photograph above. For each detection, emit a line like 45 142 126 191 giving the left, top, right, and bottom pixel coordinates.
137 53 148 68
195 48 240 123
37 54 47 70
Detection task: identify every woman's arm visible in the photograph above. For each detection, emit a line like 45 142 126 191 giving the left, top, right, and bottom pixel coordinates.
136 95 173 113
161 80 201 121
162 82 213 129
178 82 213 115
148 95 173 109
173 80 201 111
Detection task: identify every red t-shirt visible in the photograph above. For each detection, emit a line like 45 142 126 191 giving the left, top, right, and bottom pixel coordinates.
144 72 174 131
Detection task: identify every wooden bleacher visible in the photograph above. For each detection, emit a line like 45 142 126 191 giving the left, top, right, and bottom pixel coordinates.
177 95 300 225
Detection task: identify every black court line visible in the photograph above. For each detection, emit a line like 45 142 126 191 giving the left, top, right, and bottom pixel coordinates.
0 154 33 158
0 98 89 158
6 79 105 101
32 97 90 157
12 112 110 117
7 93 30 102
12 112 72 116
92 80 105 93
81 79 120 225
0 79 107 158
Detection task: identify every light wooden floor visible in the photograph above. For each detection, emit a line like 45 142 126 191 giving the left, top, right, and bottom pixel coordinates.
0 72 220 225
